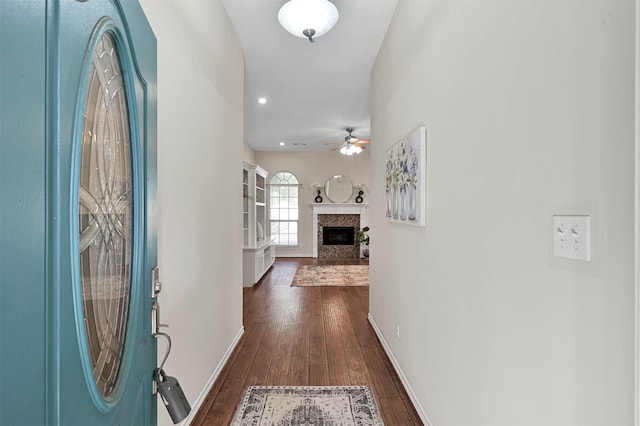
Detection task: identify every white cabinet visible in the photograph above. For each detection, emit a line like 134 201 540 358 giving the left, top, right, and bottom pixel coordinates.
242 162 276 286
242 237 276 287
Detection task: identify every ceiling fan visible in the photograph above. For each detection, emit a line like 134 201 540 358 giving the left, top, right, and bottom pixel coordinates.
328 128 370 155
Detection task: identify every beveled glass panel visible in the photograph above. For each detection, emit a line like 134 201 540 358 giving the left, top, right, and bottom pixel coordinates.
78 32 133 398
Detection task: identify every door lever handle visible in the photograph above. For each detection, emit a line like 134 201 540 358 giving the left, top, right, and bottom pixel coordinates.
151 301 171 374
151 300 172 396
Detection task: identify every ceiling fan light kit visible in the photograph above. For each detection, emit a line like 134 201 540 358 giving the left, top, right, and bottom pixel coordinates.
333 128 369 155
340 144 363 156
278 0 339 42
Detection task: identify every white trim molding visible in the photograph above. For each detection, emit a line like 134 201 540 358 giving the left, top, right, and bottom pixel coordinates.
368 313 432 426
178 327 244 425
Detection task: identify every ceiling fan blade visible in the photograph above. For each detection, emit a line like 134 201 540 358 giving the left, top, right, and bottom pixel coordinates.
323 130 370 149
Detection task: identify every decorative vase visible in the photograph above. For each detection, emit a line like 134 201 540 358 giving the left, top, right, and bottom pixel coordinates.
408 183 416 221
399 185 407 220
362 247 369 258
392 187 399 219
386 190 392 217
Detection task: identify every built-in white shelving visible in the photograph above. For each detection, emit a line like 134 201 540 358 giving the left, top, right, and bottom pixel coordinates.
242 162 275 287
242 166 249 246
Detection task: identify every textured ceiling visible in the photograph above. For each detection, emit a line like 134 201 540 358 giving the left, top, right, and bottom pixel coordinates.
222 0 398 152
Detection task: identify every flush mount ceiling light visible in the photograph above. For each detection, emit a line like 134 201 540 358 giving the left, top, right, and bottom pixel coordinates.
278 0 339 43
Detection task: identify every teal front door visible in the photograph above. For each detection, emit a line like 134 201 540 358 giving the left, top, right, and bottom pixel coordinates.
0 0 157 424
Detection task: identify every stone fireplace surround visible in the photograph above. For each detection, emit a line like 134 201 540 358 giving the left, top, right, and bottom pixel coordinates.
318 214 359 258
311 203 368 258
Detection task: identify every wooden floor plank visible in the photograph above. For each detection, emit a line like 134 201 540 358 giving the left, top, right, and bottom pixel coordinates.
242 317 278 386
377 396 422 426
288 288 311 385
192 258 423 425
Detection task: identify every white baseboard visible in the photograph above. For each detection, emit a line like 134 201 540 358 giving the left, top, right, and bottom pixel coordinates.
368 313 432 426
181 326 245 425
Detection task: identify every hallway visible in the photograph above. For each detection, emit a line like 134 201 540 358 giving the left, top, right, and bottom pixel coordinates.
192 258 422 425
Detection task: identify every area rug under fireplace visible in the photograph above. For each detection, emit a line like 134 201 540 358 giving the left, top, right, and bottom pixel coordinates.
291 265 369 287
230 386 384 425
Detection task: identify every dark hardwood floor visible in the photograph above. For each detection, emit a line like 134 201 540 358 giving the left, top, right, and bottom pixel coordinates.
191 257 423 425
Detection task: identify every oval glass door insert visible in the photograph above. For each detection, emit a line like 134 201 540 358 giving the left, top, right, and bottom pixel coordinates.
78 31 133 398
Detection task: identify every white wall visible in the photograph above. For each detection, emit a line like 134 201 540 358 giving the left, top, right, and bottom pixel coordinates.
243 141 256 164
370 1 635 425
255 151 370 257
138 2 244 425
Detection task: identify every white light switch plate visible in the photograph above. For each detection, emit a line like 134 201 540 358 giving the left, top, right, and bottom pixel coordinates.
553 215 591 261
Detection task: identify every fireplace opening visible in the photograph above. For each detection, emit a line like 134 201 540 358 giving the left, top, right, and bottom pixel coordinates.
322 227 355 246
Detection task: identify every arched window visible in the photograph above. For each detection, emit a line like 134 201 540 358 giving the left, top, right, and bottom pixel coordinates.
269 171 299 246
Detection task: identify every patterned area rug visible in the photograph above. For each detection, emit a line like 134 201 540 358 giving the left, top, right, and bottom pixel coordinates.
291 265 369 287
231 386 384 425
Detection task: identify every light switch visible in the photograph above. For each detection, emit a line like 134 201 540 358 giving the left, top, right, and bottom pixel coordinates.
553 215 591 261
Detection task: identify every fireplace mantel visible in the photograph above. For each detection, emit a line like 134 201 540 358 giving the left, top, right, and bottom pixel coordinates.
310 203 368 258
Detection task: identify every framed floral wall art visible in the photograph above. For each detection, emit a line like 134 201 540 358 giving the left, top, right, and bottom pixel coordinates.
385 126 426 226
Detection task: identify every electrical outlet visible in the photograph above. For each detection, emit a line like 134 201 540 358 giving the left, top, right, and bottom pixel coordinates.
395 324 400 340
553 215 591 261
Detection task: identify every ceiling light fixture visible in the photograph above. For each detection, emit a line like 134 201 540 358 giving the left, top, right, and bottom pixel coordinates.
278 0 339 43
339 144 363 156
258 97 267 104
279 141 285 146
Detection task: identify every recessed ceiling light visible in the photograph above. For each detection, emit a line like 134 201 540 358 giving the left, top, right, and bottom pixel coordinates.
258 97 267 104
279 142 285 146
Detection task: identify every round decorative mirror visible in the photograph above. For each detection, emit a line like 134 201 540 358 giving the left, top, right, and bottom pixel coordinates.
324 175 353 203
